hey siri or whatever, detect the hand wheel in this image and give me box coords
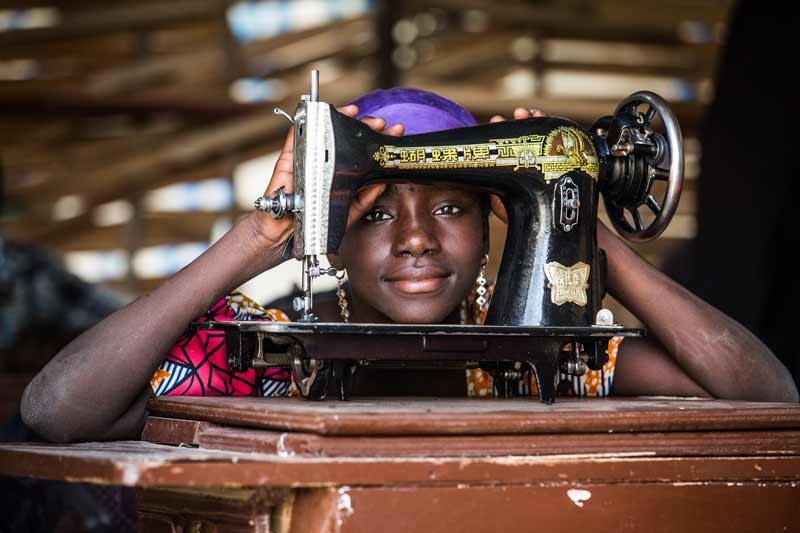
[599,91,684,242]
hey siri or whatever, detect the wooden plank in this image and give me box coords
[0,92,257,119]
[141,416,212,447]
[435,59,715,86]
[1,158,252,243]
[411,31,716,83]
[406,0,731,44]
[11,71,368,211]
[26,211,238,252]
[0,18,226,60]
[1,440,798,488]
[400,78,706,132]
[146,397,800,436]
[239,15,371,58]
[183,423,800,458]
[241,18,374,78]
[0,0,231,48]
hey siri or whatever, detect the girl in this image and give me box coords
[20,89,798,443]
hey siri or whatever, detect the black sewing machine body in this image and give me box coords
[326,113,607,328]
[201,74,683,403]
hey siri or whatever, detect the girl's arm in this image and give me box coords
[600,223,799,402]
[20,107,402,442]
[20,197,293,443]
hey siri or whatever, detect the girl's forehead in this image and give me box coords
[381,183,477,197]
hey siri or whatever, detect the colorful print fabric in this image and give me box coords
[150,290,621,398]
[464,336,621,398]
[149,292,294,397]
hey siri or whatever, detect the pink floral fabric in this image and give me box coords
[149,292,293,397]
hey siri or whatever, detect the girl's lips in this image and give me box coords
[383,266,453,294]
[386,276,451,294]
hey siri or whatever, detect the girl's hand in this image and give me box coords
[252,105,404,250]
[487,107,547,224]
[344,112,404,229]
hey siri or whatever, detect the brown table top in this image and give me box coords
[146,395,800,436]
[2,397,800,489]
[1,440,799,489]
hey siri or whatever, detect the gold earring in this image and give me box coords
[336,270,350,323]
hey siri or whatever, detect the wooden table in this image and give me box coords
[1,396,799,532]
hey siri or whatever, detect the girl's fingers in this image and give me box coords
[337,104,358,117]
[346,184,387,229]
[266,143,295,195]
[343,118,401,229]
[491,109,547,123]
[383,123,405,136]
[513,107,531,119]
[360,115,387,131]
[490,194,508,224]
[266,105,362,197]
[268,104,400,228]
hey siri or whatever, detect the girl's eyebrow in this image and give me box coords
[384,183,472,194]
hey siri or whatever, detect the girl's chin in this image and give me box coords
[382,300,460,324]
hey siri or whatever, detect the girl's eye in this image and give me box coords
[433,204,463,216]
[362,209,393,222]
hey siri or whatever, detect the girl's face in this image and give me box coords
[336,183,486,324]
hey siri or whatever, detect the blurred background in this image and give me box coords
[2,4,798,529]
[0,0,751,403]
[0,2,727,285]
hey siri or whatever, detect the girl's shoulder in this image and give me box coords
[213,291,291,322]
[149,291,292,397]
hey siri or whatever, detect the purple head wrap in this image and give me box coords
[349,87,476,135]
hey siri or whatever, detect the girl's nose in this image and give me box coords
[392,218,441,258]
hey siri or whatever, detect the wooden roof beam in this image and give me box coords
[3,71,372,241]
[405,0,730,45]
[0,0,234,48]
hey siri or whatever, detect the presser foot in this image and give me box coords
[332,360,356,401]
[486,350,560,403]
[530,355,560,404]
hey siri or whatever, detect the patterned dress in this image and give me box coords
[150,290,621,398]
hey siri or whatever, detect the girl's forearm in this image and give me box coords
[21,212,292,441]
[599,225,798,402]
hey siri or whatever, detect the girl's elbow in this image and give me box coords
[20,379,79,443]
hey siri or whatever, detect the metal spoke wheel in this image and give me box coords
[600,91,684,242]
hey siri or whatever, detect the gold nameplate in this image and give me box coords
[372,126,599,184]
[544,261,590,306]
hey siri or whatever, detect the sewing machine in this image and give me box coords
[195,70,683,402]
